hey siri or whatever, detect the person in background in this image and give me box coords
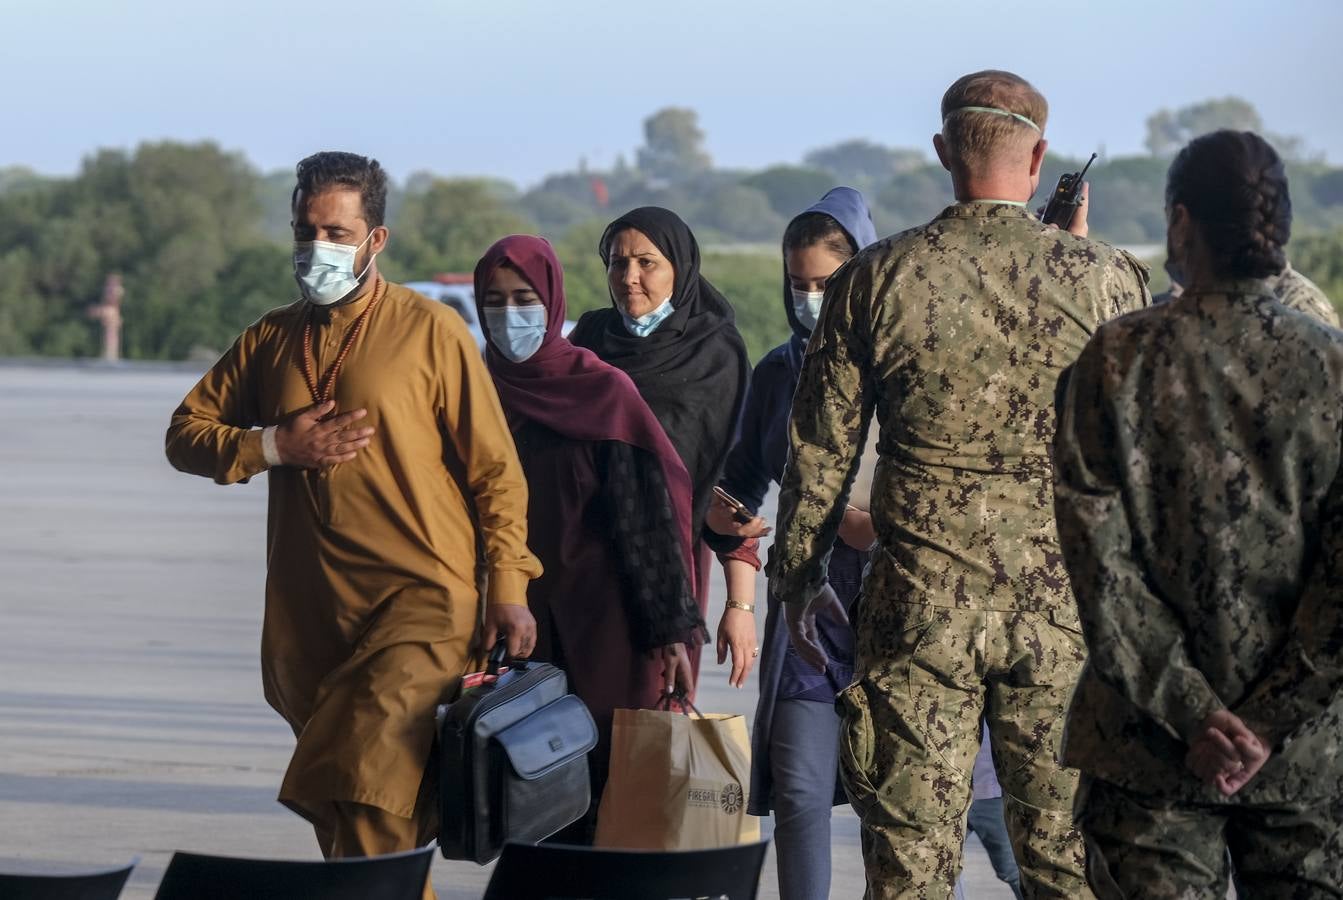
[164,152,540,900]
[569,207,751,689]
[704,187,877,900]
[472,234,704,842]
[770,70,1150,899]
[1055,130,1343,898]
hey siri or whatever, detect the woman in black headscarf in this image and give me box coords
[569,207,751,690]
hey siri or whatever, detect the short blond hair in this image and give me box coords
[940,70,1048,170]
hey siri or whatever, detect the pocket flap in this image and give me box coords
[493,694,598,781]
[1048,605,1084,635]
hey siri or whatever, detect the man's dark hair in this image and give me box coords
[1166,130,1291,280]
[782,212,857,261]
[292,151,389,228]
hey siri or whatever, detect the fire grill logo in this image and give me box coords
[720,783,744,815]
[686,787,718,808]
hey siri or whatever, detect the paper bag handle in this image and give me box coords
[658,689,704,719]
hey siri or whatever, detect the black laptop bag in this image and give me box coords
[436,641,597,864]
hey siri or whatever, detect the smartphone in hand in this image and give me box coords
[712,486,756,525]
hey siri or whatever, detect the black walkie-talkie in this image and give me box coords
[1040,152,1098,228]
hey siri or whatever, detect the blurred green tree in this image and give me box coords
[742,166,839,220]
[804,140,924,186]
[637,108,712,184]
[379,178,536,282]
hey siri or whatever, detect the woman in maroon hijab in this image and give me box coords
[472,235,705,841]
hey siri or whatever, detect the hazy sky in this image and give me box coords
[4,0,1340,186]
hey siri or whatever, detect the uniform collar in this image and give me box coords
[938,201,1034,221]
[1182,277,1275,302]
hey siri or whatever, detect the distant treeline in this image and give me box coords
[2,97,1341,362]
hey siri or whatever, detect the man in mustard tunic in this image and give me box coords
[165,151,540,889]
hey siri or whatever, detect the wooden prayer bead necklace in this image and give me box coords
[299,282,383,406]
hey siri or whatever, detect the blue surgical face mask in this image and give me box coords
[621,295,675,337]
[791,287,825,332]
[293,232,376,306]
[484,305,548,362]
[1164,256,1186,290]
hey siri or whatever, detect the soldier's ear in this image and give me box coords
[1029,139,1048,177]
[933,133,951,173]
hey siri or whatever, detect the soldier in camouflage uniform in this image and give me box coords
[1054,130,1343,898]
[767,70,1148,899]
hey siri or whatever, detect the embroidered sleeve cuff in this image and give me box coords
[261,425,282,468]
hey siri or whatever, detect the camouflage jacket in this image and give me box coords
[1272,263,1340,327]
[767,202,1149,649]
[1055,279,1343,803]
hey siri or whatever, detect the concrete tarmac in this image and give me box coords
[0,364,1012,899]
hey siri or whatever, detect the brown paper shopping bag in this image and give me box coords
[594,699,760,850]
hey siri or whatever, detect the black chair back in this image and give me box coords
[153,846,434,900]
[0,861,135,900]
[482,841,769,900]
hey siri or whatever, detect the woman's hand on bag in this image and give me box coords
[705,495,772,538]
[655,642,695,696]
[716,607,758,689]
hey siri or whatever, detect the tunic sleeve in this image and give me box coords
[164,329,268,485]
[1235,461,1343,749]
[600,441,706,650]
[767,261,875,604]
[436,321,542,606]
[1053,332,1224,745]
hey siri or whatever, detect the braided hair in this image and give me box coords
[1166,130,1291,280]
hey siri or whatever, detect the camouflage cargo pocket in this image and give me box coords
[836,680,878,817]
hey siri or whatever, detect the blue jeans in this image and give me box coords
[966,797,1023,899]
[770,698,841,900]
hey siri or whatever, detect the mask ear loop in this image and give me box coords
[353,230,379,284]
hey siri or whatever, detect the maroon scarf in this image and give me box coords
[474,235,695,571]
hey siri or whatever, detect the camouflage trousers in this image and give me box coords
[1076,775,1343,899]
[838,604,1092,900]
